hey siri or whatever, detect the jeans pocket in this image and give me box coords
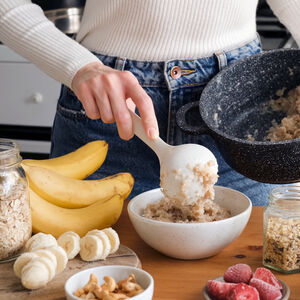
[57,85,87,120]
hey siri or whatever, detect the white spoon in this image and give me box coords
[129,110,218,204]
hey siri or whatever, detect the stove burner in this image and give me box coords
[257,0,298,50]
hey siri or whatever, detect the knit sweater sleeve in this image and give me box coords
[267,0,300,46]
[0,0,101,88]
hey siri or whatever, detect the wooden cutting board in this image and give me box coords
[0,245,141,300]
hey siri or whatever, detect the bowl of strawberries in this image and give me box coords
[203,263,290,300]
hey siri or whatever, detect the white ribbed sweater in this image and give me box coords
[0,0,300,88]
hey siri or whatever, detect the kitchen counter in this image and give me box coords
[114,201,300,300]
[3,202,299,299]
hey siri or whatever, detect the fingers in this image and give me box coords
[76,86,101,120]
[108,87,133,140]
[94,92,114,123]
[73,65,159,141]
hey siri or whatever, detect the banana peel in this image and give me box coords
[26,165,134,208]
[30,189,124,238]
[22,140,108,179]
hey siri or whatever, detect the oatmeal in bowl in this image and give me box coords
[128,186,252,260]
[143,196,230,223]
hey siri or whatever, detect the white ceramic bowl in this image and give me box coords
[128,186,252,260]
[65,265,154,300]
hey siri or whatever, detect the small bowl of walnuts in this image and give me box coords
[65,265,154,300]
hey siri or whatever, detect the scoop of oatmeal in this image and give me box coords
[267,85,300,141]
[145,157,228,223]
[161,160,218,207]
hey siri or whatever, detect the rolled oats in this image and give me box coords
[0,139,31,261]
[263,186,300,273]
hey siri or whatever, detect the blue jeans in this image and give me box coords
[50,37,276,205]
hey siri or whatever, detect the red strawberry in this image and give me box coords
[250,278,282,300]
[228,283,260,300]
[224,264,253,283]
[253,267,282,289]
[206,280,237,300]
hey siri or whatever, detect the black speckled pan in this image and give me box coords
[176,49,300,184]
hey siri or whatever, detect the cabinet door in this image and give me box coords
[0,62,61,127]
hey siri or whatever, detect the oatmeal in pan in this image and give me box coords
[267,85,300,142]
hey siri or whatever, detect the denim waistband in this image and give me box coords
[93,37,261,90]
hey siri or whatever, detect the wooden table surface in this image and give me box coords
[114,200,300,300]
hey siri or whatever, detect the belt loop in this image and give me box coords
[215,51,228,71]
[115,57,127,71]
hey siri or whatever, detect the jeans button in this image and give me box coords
[171,66,182,79]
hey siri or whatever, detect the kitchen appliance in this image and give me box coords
[257,0,298,50]
[176,49,300,184]
[32,0,86,34]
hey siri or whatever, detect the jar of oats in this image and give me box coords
[263,186,300,273]
[0,139,31,262]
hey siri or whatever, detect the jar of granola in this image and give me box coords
[263,186,300,273]
[0,139,31,262]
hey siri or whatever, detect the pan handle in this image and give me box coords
[176,101,209,135]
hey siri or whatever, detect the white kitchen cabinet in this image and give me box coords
[0,44,61,154]
[0,45,61,127]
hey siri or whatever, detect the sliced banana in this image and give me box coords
[33,256,56,281]
[102,227,120,254]
[57,231,80,259]
[86,229,111,259]
[33,249,57,273]
[13,252,39,278]
[47,246,68,274]
[25,233,57,252]
[80,235,104,261]
[21,260,50,290]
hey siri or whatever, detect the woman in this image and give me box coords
[1,0,299,204]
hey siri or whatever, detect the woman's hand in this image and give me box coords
[71,61,159,140]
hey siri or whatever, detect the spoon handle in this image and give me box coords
[129,110,172,159]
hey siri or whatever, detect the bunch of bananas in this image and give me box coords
[22,141,134,238]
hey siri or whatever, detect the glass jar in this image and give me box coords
[0,139,31,262]
[263,185,300,273]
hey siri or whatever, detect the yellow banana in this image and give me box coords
[26,166,134,208]
[30,189,124,238]
[22,140,108,179]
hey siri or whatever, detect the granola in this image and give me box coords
[0,170,31,260]
[263,216,300,272]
